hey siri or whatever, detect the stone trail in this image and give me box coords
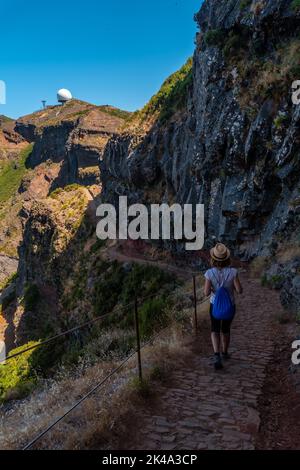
[120,275,281,450]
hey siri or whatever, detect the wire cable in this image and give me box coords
[22,296,210,450]
[22,349,137,450]
[2,303,130,363]
[3,271,207,363]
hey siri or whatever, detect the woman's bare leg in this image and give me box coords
[221,333,230,354]
[211,333,221,353]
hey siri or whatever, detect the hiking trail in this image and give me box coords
[113,273,293,451]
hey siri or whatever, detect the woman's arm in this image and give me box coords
[234,274,243,294]
[204,278,212,297]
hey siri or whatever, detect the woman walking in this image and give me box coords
[204,243,243,370]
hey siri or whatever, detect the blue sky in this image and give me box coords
[1,0,202,119]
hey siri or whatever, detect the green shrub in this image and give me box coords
[129,377,152,398]
[138,297,169,338]
[261,274,283,289]
[93,261,125,316]
[240,0,251,9]
[292,0,300,11]
[223,32,242,58]
[90,238,106,253]
[134,58,193,124]
[48,262,175,377]
[274,114,288,129]
[0,143,33,204]
[49,187,63,199]
[0,341,40,402]
[92,261,173,318]
[49,183,83,199]
[204,29,225,47]
[0,272,18,291]
[121,264,173,304]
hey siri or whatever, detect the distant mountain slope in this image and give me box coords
[0,99,130,277]
[15,99,130,188]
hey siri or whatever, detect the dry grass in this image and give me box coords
[237,39,300,114]
[0,321,194,450]
[276,245,300,264]
[0,278,208,450]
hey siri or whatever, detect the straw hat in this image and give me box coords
[210,243,231,261]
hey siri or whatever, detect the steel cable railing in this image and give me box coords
[2,269,206,364]
[2,302,128,363]
[0,269,209,449]
[22,295,210,450]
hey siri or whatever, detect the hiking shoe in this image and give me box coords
[213,355,223,371]
[222,352,231,360]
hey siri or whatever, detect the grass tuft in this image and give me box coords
[131,58,193,124]
[0,144,33,205]
[292,0,300,11]
[0,341,40,402]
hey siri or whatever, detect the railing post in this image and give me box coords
[193,275,198,333]
[134,296,143,382]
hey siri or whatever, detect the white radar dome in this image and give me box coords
[57,89,73,103]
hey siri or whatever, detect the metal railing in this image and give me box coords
[1,268,209,450]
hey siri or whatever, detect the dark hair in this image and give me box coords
[211,257,231,268]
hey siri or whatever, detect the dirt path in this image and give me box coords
[255,321,300,450]
[115,274,291,450]
[104,245,197,280]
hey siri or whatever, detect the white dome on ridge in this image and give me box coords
[57,88,72,103]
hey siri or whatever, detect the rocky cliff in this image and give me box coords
[102,0,300,263]
[0,101,129,344]
[16,100,130,188]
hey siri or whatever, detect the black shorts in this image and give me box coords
[210,303,235,334]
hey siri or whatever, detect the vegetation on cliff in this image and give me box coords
[0,144,33,205]
[129,57,193,125]
[292,0,300,11]
[0,341,40,402]
[97,105,131,121]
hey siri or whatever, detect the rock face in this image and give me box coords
[14,187,94,342]
[101,0,300,263]
[0,117,27,161]
[16,101,128,188]
[0,255,18,287]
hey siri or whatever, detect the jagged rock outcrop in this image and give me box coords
[101,0,300,263]
[98,0,300,314]
[16,101,128,188]
[0,255,18,287]
[14,187,95,342]
[0,117,27,161]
